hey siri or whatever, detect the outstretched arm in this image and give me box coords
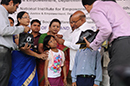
[14,34,48,60]
[38,43,44,53]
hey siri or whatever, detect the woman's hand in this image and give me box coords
[37,53,48,60]
[19,43,31,50]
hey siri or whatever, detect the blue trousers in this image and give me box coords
[76,77,94,86]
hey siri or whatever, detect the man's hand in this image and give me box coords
[56,34,63,38]
[72,82,77,86]
[57,38,65,44]
[54,35,65,45]
[83,37,90,48]
[24,26,30,33]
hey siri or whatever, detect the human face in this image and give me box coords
[71,16,82,29]
[49,22,60,34]
[47,37,57,49]
[84,5,93,13]
[69,17,76,31]
[31,22,40,33]
[18,13,30,26]
[9,19,14,26]
[8,1,19,14]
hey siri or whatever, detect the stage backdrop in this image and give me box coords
[2,0,130,34]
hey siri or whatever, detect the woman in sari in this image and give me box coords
[8,11,47,86]
[37,19,69,86]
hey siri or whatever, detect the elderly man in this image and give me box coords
[55,10,93,85]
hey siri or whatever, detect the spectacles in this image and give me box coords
[70,18,81,24]
[22,16,31,19]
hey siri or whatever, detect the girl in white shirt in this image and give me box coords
[44,35,67,86]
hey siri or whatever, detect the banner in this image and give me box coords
[3,0,130,34]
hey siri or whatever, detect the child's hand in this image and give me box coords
[93,84,98,86]
[72,82,77,86]
[45,80,50,86]
[63,78,67,86]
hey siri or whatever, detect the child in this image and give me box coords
[44,35,67,86]
[71,48,102,86]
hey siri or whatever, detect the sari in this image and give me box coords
[8,50,39,86]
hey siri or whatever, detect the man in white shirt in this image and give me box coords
[0,0,30,86]
[62,14,76,41]
[55,10,93,85]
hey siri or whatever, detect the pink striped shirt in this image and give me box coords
[90,1,130,50]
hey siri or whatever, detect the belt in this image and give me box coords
[112,36,130,44]
[0,45,12,52]
[77,75,96,79]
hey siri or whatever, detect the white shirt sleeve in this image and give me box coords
[64,40,80,50]
[63,30,80,50]
[0,9,24,36]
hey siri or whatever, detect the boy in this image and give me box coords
[71,48,102,86]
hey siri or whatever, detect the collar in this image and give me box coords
[33,33,41,38]
[90,0,100,13]
[78,22,93,31]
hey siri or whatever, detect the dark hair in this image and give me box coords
[102,0,116,2]
[1,0,21,5]
[49,19,61,27]
[8,17,14,23]
[43,35,55,51]
[31,19,41,25]
[82,0,96,6]
[16,11,28,26]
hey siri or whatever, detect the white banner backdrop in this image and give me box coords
[3,0,130,34]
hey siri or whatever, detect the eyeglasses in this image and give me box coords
[22,16,31,19]
[70,18,81,24]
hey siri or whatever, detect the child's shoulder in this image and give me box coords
[58,49,64,54]
[58,49,63,52]
[49,49,63,54]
